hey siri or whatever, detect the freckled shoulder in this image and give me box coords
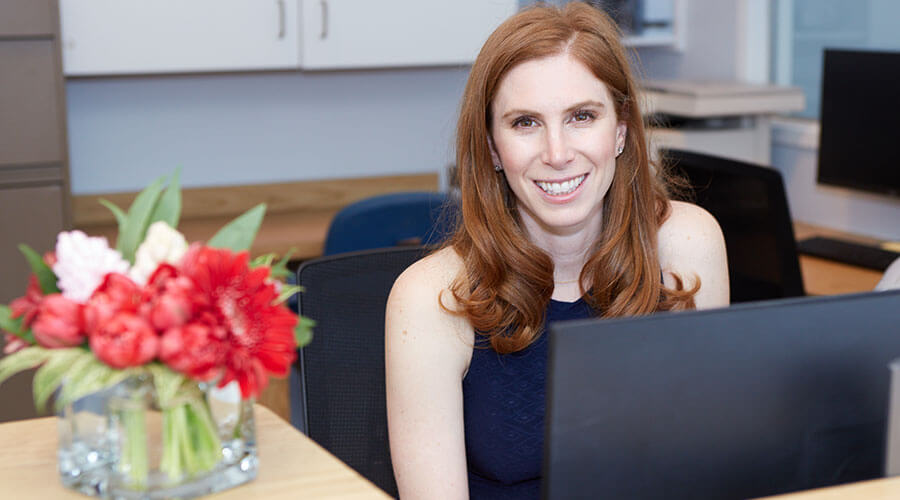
[657,200,730,308]
[658,200,719,244]
[387,246,472,351]
[391,246,465,311]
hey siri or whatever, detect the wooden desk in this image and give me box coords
[0,405,390,499]
[794,221,884,296]
[762,476,900,499]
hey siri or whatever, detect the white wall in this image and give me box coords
[65,0,744,195]
[771,124,900,241]
[66,67,469,194]
[637,0,739,81]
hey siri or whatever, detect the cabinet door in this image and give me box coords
[0,40,64,165]
[0,184,65,302]
[59,0,299,76]
[0,184,64,422]
[0,0,54,37]
[299,0,517,70]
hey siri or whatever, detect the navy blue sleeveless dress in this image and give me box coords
[462,297,595,499]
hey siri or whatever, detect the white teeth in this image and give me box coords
[536,174,586,195]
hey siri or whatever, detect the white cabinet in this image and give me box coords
[59,0,518,75]
[298,0,518,70]
[60,0,299,76]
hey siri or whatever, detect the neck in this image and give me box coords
[518,207,601,300]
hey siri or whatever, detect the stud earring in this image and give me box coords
[615,145,624,157]
[494,164,503,172]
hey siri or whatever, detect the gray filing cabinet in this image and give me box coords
[0,0,72,421]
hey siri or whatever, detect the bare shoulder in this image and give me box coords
[658,200,730,308]
[390,246,465,312]
[386,246,472,368]
[658,200,720,243]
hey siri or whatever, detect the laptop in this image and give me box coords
[543,290,900,499]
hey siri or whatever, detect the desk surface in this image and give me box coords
[0,405,390,500]
[762,476,900,499]
[794,221,884,296]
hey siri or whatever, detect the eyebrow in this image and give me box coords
[500,100,607,122]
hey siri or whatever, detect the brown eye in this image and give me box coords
[513,117,536,128]
[572,110,595,122]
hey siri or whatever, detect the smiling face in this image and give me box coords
[490,52,626,240]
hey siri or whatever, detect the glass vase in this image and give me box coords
[57,375,257,499]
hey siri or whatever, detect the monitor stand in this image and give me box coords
[798,236,900,271]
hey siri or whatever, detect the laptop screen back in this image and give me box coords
[544,290,900,499]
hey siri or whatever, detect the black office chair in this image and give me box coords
[322,192,458,256]
[290,246,428,498]
[663,149,806,303]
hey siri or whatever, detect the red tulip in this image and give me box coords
[31,294,85,348]
[89,312,158,369]
[84,273,141,336]
[9,275,44,329]
[142,271,198,332]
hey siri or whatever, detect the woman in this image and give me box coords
[386,3,729,499]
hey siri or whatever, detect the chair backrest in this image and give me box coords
[290,246,427,498]
[323,191,458,256]
[663,149,806,303]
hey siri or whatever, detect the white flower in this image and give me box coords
[129,221,188,285]
[53,230,130,303]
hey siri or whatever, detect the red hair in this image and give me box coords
[445,3,696,353]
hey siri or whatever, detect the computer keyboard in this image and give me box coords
[797,236,900,271]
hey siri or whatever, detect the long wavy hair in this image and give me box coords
[445,3,697,354]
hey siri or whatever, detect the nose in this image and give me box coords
[541,126,574,169]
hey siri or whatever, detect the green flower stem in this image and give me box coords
[158,398,222,482]
[121,404,148,488]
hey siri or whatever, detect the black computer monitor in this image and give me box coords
[817,49,900,199]
[543,290,900,499]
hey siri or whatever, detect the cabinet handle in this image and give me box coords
[320,0,328,39]
[277,0,285,39]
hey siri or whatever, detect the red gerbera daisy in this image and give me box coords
[177,244,298,399]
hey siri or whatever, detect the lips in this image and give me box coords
[535,174,587,196]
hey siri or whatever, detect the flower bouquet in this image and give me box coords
[0,171,313,499]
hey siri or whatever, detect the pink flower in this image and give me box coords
[9,275,43,329]
[89,312,158,369]
[84,273,141,336]
[31,294,85,348]
[3,334,28,354]
[53,230,129,303]
[160,322,228,381]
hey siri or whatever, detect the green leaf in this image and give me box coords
[294,316,315,348]
[0,305,21,335]
[148,363,187,407]
[0,306,35,345]
[250,253,277,269]
[54,353,98,408]
[150,168,182,229]
[275,285,303,305]
[0,346,52,388]
[32,348,87,413]
[207,203,266,252]
[270,248,296,280]
[118,175,166,263]
[99,199,128,231]
[18,244,59,294]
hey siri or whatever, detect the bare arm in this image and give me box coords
[385,249,472,499]
[658,200,730,309]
